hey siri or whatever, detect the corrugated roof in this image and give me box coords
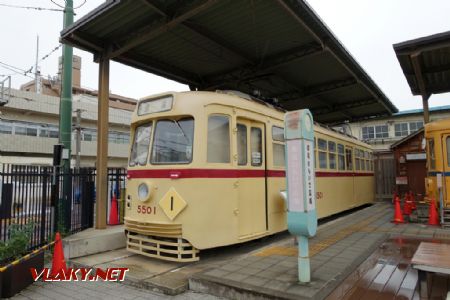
[394,30,450,96]
[393,105,450,116]
[60,0,397,124]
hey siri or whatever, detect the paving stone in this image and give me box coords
[220,263,243,272]
[241,275,271,287]
[203,268,230,278]
[223,272,249,282]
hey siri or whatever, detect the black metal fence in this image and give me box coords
[0,164,126,251]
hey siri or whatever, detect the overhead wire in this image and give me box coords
[0,3,63,12]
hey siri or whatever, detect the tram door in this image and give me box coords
[442,134,450,206]
[236,119,266,238]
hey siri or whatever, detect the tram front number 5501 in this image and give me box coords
[137,205,157,214]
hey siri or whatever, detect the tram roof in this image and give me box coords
[394,30,450,97]
[60,0,397,124]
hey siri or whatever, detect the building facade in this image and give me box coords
[0,88,133,167]
[343,106,450,152]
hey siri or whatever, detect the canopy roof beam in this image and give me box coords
[312,97,377,116]
[410,52,431,123]
[107,0,217,59]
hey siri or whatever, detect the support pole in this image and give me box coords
[410,52,431,124]
[298,235,310,282]
[59,0,73,232]
[96,56,109,229]
[422,96,430,124]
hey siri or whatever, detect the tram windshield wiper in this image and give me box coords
[173,120,189,143]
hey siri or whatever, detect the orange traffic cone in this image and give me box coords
[51,232,67,278]
[392,196,404,224]
[109,193,119,225]
[428,198,440,226]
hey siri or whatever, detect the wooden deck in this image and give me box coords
[326,238,450,300]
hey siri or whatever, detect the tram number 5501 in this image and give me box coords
[137,205,156,214]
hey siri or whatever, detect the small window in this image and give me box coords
[328,141,336,169]
[272,126,284,142]
[447,137,450,167]
[428,139,436,169]
[318,139,327,150]
[362,127,374,139]
[251,127,262,166]
[237,124,247,166]
[365,160,370,171]
[338,144,345,170]
[14,126,27,136]
[0,122,12,134]
[207,115,230,163]
[129,123,152,166]
[375,125,388,138]
[395,123,409,137]
[409,121,423,133]
[345,148,353,171]
[273,144,285,167]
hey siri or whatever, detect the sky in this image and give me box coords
[0,0,449,111]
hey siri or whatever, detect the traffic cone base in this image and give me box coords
[428,199,440,226]
[109,194,119,225]
[51,232,67,278]
[392,196,405,224]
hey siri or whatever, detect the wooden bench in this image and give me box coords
[411,242,450,298]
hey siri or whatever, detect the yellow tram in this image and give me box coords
[124,90,375,262]
[425,118,450,207]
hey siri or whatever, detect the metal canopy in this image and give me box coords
[394,30,450,97]
[61,0,397,124]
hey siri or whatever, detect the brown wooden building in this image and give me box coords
[391,128,426,200]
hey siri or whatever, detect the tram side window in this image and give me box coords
[272,126,285,167]
[129,123,152,166]
[237,124,247,166]
[318,138,327,169]
[208,115,230,163]
[355,149,360,171]
[447,137,450,167]
[365,151,370,171]
[428,139,436,169]
[338,144,345,170]
[251,127,262,166]
[151,118,194,164]
[345,148,353,171]
[328,141,336,169]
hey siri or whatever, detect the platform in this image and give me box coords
[63,225,126,259]
[67,203,450,299]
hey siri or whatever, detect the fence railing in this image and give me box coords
[0,164,126,252]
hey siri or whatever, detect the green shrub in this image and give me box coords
[0,223,34,265]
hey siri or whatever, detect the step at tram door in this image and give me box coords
[235,119,267,238]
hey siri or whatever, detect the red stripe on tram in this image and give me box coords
[127,169,373,179]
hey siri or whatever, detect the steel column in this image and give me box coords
[96,56,110,229]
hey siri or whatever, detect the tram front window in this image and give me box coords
[129,123,152,166]
[151,118,194,164]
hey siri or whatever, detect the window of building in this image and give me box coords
[345,148,353,171]
[14,125,27,136]
[395,123,409,137]
[272,126,285,167]
[375,125,388,138]
[129,123,152,166]
[328,141,336,169]
[207,115,230,163]
[237,124,247,166]
[338,144,345,170]
[0,120,12,134]
[151,118,194,164]
[409,121,424,133]
[362,126,374,139]
[318,138,327,169]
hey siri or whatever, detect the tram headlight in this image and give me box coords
[138,183,150,202]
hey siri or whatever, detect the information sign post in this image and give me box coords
[284,109,317,283]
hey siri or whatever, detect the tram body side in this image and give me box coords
[124,91,374,262]
[424,119,450,206]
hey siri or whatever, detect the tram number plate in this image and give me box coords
[137,205,156,215]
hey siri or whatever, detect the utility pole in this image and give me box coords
[75,109,82,170]
[58,0,74,232]
[35,35,41,94]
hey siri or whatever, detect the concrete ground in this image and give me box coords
[11,202,450,299]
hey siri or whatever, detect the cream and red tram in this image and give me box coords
[124,91,375,262]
